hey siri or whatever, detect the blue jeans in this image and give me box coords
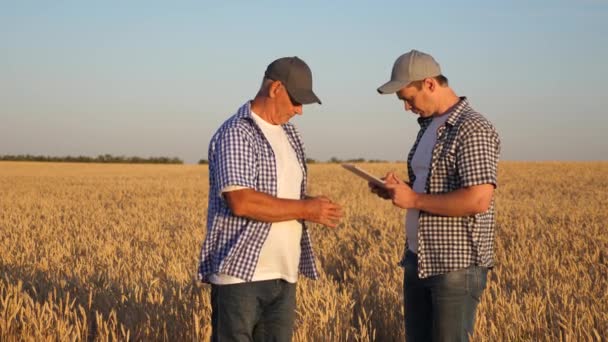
[404,250,488,342]
[211,279,296,342]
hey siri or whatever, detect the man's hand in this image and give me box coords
[304,196,343,228]
[368,172,400,200]
[383,172,419,209]
[369,182,391,199]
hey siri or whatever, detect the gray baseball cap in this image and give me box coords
[264,56,322,105]
[377,49,441,94]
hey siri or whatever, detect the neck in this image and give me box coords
[435,89,460,116]
[250,96,275,124]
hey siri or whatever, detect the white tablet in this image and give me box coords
[341,164,386,188]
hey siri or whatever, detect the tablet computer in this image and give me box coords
[341,164,386,188]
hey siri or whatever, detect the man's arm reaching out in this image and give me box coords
[224,189,343,227]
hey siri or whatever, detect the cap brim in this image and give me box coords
[377,80,408,94]
[289,88,322,105]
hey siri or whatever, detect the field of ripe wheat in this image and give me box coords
[0,161,606,341]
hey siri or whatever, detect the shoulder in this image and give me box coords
[455,106,499,140]
[212,114,259,145]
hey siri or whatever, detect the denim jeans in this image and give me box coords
[211,279,296,342]
[404,250,488,342]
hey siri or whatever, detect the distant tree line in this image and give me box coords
[0,154,183,164]
[197,157,391,164]
[2,154,394,165]
[326,157,389,163]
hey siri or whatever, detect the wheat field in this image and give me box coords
[0,161,606,341]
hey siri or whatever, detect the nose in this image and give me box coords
[404,101,411,111]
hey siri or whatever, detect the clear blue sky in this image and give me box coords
[1,1,607,163]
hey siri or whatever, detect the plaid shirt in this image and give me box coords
[401,97,501,278]
[198,102,318,283]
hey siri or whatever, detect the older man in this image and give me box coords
[373,49,501,341]
[198,56,342,341]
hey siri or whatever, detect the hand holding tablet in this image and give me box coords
[341,164,386,188]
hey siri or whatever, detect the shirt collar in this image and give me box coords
[417,96,469,128]
[445,97,469,126]
[234,101,296,133]
[235,101,255,121]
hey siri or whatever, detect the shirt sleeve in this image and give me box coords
[457,126,501,188]
[214,127,257,197]
[222,185,249,193]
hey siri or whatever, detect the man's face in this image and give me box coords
[271,83,303,125]
[395,81,435,118]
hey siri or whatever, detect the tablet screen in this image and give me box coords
[341,164,386,188]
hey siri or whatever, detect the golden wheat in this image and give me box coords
[0,161,606,341]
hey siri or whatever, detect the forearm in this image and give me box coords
[225,189,308,222]
[414,185,493,217]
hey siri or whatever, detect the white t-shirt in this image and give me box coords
[209,111,304,284]
[405,113,450,253]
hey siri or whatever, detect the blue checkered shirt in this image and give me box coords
[401,98,501,278]
[198,102,319,283]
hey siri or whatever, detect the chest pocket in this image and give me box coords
[251,136,277,195]
[430,126,460,191]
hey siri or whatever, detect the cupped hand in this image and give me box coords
[305,196,343,228]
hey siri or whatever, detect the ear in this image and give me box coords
[268,80,282,99]
[424,78,436,92]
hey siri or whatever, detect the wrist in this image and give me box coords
[412,193,423,210]
[301,199,312,221]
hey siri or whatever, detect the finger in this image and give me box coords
[326,208,343,217]
[383,172,392,182]
[374,186,389,194]
[323,220,338,228]
[329,211,343,219]
[385,174,399,185]
[327,203,342,210]
[327,215,342,223]
[371,189,386,198]
[395,175,407,185]
[330,209,343,218]
[370,183,385,192]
